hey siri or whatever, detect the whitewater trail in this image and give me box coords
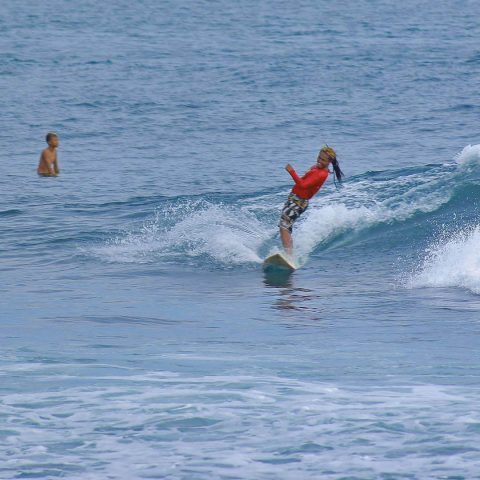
[91,145,480,270]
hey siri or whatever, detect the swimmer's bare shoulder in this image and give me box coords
[37,148,56,176]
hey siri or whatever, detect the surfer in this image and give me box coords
[37,132,60,177]
[279,146,344,255]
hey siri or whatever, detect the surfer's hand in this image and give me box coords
[285,164,293,173]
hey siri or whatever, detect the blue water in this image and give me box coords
[2,1,480,478]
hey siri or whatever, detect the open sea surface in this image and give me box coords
[2,1,480,478]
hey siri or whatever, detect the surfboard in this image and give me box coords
[263,252,297,270]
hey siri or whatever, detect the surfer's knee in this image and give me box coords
[279,217,293,234]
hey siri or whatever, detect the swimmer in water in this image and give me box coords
[37,132,60,177]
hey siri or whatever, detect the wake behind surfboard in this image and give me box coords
[263,252,297,271]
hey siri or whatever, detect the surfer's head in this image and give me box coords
[318,145,344,183]
[45,132,59,147]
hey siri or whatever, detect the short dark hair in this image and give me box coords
[46,132,58,143]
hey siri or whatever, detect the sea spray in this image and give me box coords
[410,225,480,294]
[455,144,480,166]
[91,199,273,266]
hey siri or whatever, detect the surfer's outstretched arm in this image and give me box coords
[286,164,325,190]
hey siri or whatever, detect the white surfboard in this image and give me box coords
[263,252,297,270]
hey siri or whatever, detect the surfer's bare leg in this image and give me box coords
[280,228,293,256]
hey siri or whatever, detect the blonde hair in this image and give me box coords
[320,145,344,183]
[320,145,336,160]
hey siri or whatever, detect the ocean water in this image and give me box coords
[2,1,480,478]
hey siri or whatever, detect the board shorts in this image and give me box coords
[279,193,309,233]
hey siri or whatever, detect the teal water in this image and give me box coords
[2,1,480,478]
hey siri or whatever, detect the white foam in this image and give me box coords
[167,203,269,265]
[410,226,480,294]
[454,143,480,166]
[91,201,273,266]
[2,374,479,479]
[294,203,378,261]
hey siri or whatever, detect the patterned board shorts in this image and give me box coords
[279,194,309,233]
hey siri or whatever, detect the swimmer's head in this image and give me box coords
[45,132,59,146]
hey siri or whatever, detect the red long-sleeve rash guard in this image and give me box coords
[288,165,329,199]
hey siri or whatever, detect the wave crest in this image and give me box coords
[89,144,480,268]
